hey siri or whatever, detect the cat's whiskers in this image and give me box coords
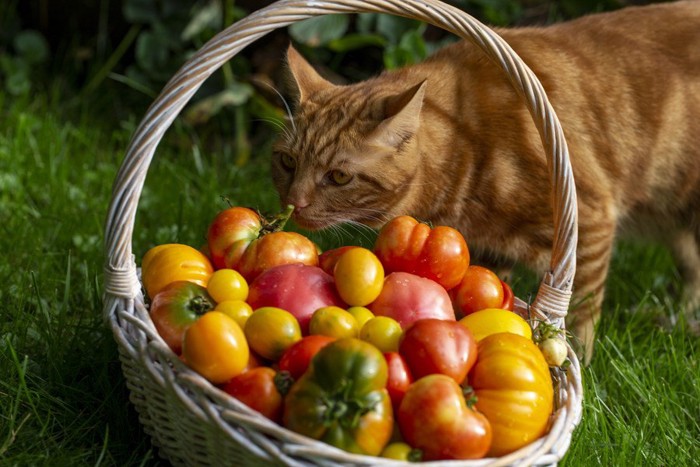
[253,78,296,132]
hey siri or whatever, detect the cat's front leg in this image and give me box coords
[566,217,617,365]
[668,228,700,333]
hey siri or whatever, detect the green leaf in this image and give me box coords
[123,0,159,24]
[134,30,170,72]
[181,0,223,41]
[182,84,253,125]
[289,15,350,47]
[327,33,387,52]
[376,14,422,44]
[13,30,49,64]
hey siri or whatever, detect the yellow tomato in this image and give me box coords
[333,248,384,306]
[182,311,249,384]
[207,268,248,303]
[215,300,253,329]
[459,308,532,342]
[244,307,302,361]
[141,243,213,299]
[471,332,554,456]
[347,306,375,329]
[359,316,403,352]
[309,306,359,339]
[380,442,422,462]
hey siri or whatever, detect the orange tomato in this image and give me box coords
[141,243,213,299]
[182,311,249,384]
[451,265,504,317]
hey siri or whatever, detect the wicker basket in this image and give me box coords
[103,0,583,465]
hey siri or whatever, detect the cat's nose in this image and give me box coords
[288,197,310,210]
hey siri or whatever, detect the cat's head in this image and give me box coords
[271,45,427,230]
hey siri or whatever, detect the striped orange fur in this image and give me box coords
[271,1,700,363]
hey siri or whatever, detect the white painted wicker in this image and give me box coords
[103,0,583,465]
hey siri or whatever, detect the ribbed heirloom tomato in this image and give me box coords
[469,332,554,456]
[283,338,393,456]
[141,243,214,299]
[373,215,469,290]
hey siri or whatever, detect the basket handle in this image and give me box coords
[103,0,578,324]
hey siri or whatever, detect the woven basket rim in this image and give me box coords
[102,0,583,465]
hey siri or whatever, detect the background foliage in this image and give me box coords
[2,1,694,466]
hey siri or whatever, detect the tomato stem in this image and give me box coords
[462,385,479,408]
[259,204,295,235]
[273,370,294,396]
[189,295,214,316]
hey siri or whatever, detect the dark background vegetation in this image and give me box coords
[3,0,662,158]
[2,1,692,466]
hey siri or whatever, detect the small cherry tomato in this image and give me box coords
[207,268,248,303]
[309,306,359,339]
[384,352,414,412]
[214,300,253,329]
[244,307,302,361]
[319,246,358,275]
[347,306,375,329]
[278,334,336,380]
[452,265,504,316]
[380,442,422,462]
[182,311,249,384]
[333,247,384,306]
[360,316,403,353]
[223,367,286,423]
[459,308,532,342]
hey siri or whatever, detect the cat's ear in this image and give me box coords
[370,80,427,150]
[286,44,333,103]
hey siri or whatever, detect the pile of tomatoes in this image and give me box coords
[140,205,568,461]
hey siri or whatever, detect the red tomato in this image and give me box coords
[222,367,285,423]
[149,281,215,354]
[278,335,336,380]
[369,272,454,329]
[500,280,515,311]
[207,207,261,270]
[247,264,346,334]
[398,374,492,460]
[452,265,504,317]
[373,216,469,290]
[233,231,319,282]
[399,319,477,383]
[319,246,358,275]
[384,352,413,412]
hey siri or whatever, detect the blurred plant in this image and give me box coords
[0,1,50,96]
[116,0,284,166]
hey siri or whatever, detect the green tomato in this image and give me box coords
[283,338,393,456]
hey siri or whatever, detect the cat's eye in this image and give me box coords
[280,153,296,170]
[329,170,353,186]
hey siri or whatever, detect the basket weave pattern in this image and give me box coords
[103,0,583,465]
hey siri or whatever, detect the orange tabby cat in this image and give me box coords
[271,0,700,363]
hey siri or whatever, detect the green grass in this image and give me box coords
[1,91,698,467]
